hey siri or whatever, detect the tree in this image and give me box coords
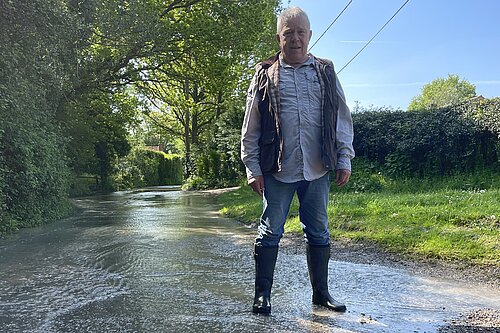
[0,0,84,231]
[60,0,205,185]
[61,89,139,189]
[136,0,280,177]
[1,0,283,233]
[66,0,281,179]
[408,74,476,111]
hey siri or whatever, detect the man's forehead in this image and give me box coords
[281,17,310,30]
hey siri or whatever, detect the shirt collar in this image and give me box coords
[279,53,315,68]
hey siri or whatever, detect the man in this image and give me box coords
[241,7,355,315]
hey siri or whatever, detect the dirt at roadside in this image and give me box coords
[437,308,500,333]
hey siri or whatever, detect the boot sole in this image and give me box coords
[313,302,347,312]
[252,306,271,315]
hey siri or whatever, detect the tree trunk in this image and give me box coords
[184,107,192,178]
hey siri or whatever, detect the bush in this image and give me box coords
[353,106,499,177]
[68,174,101,197]
[112,148,182,190]
[335,158,391,193]
[186,148,242,190]
[454,97,500,138]
[0,0,79,234]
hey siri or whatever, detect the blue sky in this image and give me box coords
[286,0,500,110]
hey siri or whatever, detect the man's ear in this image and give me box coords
[276,33,281,44]
[308,30,312,42]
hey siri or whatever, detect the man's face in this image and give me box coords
[276,15,312,66]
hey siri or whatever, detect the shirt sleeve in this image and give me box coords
[241,72,263,179]
[334,74,355,171]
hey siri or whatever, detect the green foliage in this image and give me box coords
[336,158,391,193]
[68,174,100,197]
[62,89,138,190]
[0,0,81,234]
[1,0,282,234]
[184,147,242,190]
[136,0,280,178]
[352,106,499,177]
[113,148,182,190]
[182,102,247,190]
[158,152,183,186]
[452,97,500,138]
[336,157,500,194]
[408,74,476,111]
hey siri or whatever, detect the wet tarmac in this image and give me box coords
[0,188,499,332]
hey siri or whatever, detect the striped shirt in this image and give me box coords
[241,54,354,182]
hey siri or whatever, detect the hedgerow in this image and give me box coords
[352,100,499,177]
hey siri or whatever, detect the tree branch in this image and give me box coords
[160,0,203,18]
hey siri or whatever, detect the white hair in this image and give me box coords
[277,6,310,33]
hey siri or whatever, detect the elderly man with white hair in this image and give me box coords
[241,6,355,315]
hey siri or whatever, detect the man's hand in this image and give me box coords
[335,169,351,187]
[248,175,265,196]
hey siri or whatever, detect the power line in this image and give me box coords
[308,0,353,52]
[338,0,411,74]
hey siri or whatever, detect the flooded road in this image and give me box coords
[0,188,499,332]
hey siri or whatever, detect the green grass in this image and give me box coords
[217,174,500,266]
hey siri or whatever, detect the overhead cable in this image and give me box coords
[308,0,354,52]
[338,0,411,74]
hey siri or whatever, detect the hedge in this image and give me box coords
[113,148,183,190]
[353,100,499,177]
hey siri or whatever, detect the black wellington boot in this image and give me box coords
[306,244,347,312]
[252,245,279,314]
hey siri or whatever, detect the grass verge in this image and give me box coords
[217,174,499,266]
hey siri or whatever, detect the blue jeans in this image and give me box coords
[255,173,331,247]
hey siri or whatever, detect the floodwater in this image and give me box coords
[0,188,498,333]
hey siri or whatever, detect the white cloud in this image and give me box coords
[344,80,500,89]
[344,82,424,88]
[339,40,392,44]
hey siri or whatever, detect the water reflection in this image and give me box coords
[0,189,498,333]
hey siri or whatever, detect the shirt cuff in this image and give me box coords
[336,155,352,171]
[246,168,263,180]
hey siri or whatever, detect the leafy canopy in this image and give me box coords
[408,74,476,111]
